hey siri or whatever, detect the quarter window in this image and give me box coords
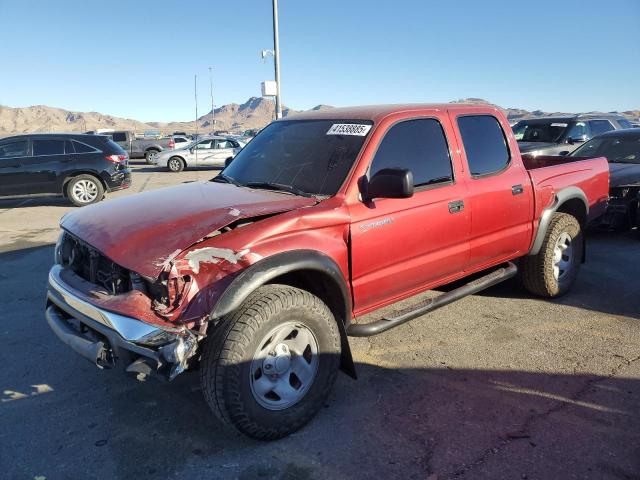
[457,115,510,176]
[0,140,28,158]
[588,120,615,136]
[33,139,65,156]
[72,141,95,153]
[370,119,453,188]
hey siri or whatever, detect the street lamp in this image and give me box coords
[261,0,283,119]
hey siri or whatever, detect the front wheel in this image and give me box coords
[167,156,185,172]
[522,212,583,297]
[200,285,341,440]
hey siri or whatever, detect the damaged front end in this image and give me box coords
[591,184,640,230]
[47,232,204,381]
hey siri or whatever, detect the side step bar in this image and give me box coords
[346,262,518,337]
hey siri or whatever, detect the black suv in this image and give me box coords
[0,133,131,206]
[512,114,633,156]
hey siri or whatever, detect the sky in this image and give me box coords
[0,0,638,122]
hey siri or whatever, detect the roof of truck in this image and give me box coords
[285,103,501,122]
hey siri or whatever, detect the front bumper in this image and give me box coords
[45,265,195,380]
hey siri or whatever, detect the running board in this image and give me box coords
[346,262,518,337]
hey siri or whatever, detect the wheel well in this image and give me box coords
[146,148,160,153]
[266,270,348,327]
[62,173,106,197]
[557,198,588,229]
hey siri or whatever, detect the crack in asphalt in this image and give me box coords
[450,353,640,479]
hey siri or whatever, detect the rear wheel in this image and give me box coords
[145,149,159,164]
[200,285,341,440]
[66,175,104,207]
[167,156,185,172]
[522,212,583,297]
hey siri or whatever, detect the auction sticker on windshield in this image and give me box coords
[326,124,372,136]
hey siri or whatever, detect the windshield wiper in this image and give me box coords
[245,181,313,197]
[212,173,243,187]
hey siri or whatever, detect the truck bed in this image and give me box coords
[523,154,610,223]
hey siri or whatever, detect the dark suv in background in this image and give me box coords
[0,133,131,206]
[512,113,633,156]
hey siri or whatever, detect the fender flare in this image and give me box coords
[210,249,357,378]
[529,186,589,256]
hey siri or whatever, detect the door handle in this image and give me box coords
[512,184,524,195]
[448,200,464,214]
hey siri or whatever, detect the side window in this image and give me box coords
[370,118,453,188]
[72,141,95,153]
[566,122,588,141]
[64,140,75,154]
[215,140,232,149]
[195,140,213,149]
[33,139,65,156]
[112,132,127,142]
[457,115,510,176]
[0,140,28,158]
[588,120,615,136]
[618,119,632,129]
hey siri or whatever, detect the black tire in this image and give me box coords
[145,149,160,164]
[200,285,341,440]
[522,212,583,298]
[66,174,104,207]
[167,156,185,172]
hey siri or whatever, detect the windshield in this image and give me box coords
[571,134,640,163]
[219,119,373,196]
[512,120,569,143]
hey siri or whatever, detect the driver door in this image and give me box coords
[348,116,471,314]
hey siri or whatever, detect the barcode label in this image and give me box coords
[326,124,372,136]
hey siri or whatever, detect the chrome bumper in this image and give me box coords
[46,265,194,379]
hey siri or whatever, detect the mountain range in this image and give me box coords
[0,97,638,136]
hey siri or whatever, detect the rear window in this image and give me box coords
[458,115,510,176]
[33,139,65,156]
[112,132,127,142]
[104,139,127,155]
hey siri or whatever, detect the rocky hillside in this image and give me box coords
[0,97,637,136]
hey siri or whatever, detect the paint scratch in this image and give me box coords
[184,247,249,273]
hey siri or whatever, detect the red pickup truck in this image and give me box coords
[46,104,609,440]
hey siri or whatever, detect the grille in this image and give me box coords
[60,233,131,295]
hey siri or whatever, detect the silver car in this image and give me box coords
[153,136,243,172]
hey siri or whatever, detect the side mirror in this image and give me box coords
[189,148,195,153]
[224,156,234,168]
[567,135,586,145]
[363,168,414,201]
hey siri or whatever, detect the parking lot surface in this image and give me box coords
[1,162,639,480]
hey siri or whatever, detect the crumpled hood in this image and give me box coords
[609,163,640,188]
[61,181,317,277]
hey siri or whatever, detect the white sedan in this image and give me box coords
[153,136,244,172]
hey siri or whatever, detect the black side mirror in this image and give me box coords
[363,168,414,201]
[224,156,234,168]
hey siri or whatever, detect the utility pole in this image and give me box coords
[208,67,215,134]
[272,0,283,119]
[194,75,199,138]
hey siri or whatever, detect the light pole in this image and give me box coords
[208,67,215,133]
[272,0,283,119]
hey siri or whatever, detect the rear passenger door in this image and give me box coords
[453,114,532,270]
[349,116,471,313]
[20,138,67,194]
